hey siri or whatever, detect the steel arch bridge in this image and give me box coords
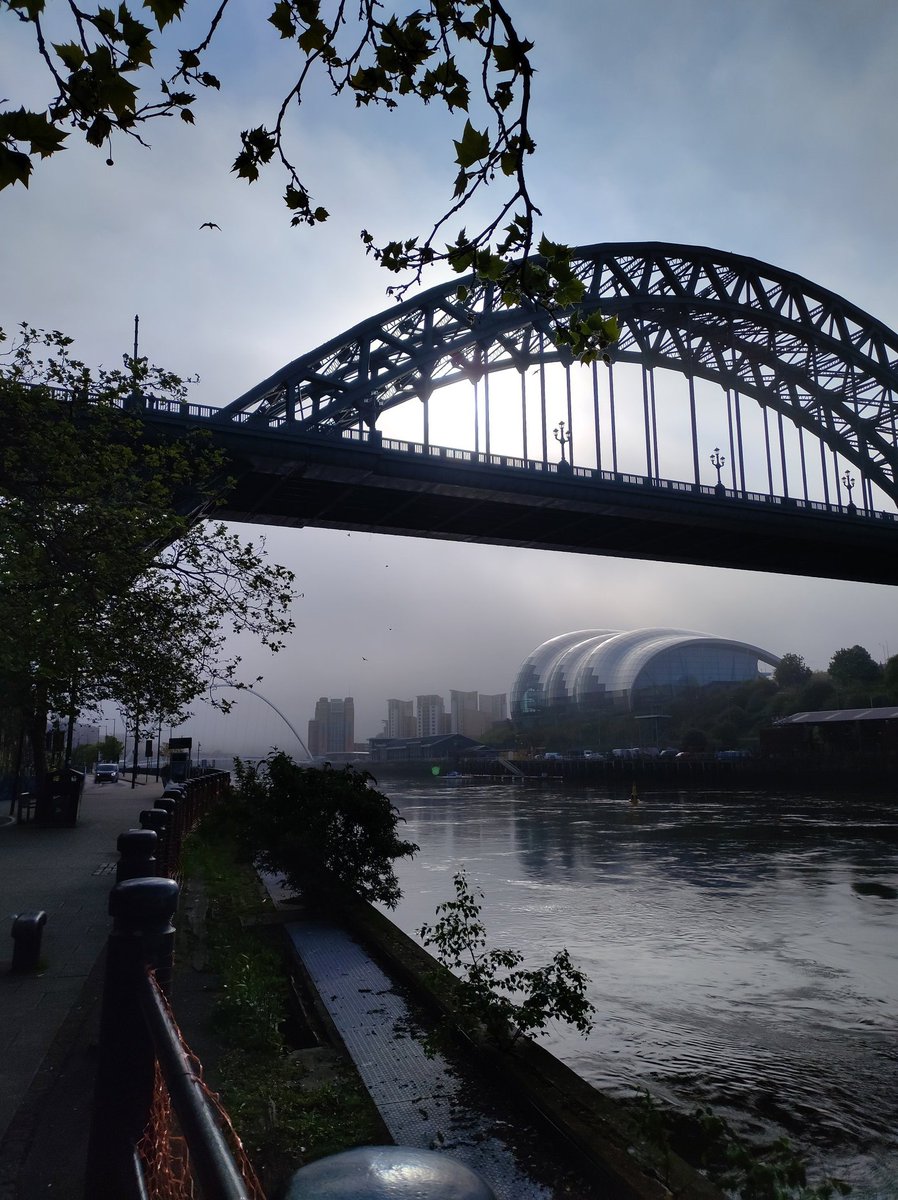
[144,242,898,585]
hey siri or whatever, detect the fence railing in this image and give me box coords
[83,771,264,1200]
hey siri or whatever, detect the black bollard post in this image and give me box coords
[10,910,47,973]
[163,782,188,830]
[139,809,169,871]
[83,877,179,1200]
[116,828,158,883]
[154,796,180,872]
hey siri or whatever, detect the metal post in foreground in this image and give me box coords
[139,809,169,876]
[83,877,179,1200]
[10,910,47,973]
[115,828,158,883]
[153,796,180,870]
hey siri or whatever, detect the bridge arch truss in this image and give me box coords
[220,242,898,514]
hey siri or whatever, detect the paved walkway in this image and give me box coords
[0,774,166,1197]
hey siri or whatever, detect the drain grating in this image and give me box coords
[92,861,118,876]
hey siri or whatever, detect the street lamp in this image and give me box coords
[841,469,856,511]
[710,446,726,492]
[554,420,572,470]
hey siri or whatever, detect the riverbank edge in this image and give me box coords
[280,886,724,1200]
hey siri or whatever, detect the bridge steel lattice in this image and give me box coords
[145,242,898,585]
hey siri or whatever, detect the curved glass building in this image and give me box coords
[511,628,780,717]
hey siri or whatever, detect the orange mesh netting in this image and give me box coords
[137,975,266,1200]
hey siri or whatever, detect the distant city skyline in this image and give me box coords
[306,689,509,749]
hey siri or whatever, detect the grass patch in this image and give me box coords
[178,811,386,1196]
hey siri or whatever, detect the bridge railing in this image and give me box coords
[42,383,897,522]
[346,429,896,522]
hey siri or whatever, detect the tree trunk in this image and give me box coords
[28,684,49,789]
[131,710,141,789]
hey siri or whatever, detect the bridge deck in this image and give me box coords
[192,419,898,586]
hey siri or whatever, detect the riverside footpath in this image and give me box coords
[0,773,167,1199]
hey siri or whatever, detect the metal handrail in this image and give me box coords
[137,971,253,1200]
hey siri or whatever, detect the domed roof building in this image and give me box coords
[510,629,780,717]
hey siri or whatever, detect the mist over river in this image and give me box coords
[376,778,898,1197]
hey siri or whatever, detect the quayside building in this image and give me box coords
[511,628,780,718]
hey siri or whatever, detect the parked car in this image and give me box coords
[94,762,119,783]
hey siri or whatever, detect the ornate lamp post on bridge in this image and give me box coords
[710,446,726,495]
[841,469,857,513]
[554,420,572,473]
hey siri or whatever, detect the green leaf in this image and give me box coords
[284,185,311,212]
[268,0,296,39]
[602,316,621,343]
[142,0,185,29]
[53,41,86,71]
[297,18,329,53]
[0,144,33,190]
[555,277,586,308]
[453,119,490,168]
[6,0,46,15]
[85,113,113,147]
[491,42,519,73]
[93,7,120,39]
[500,150,518,176]
[0,108,68,159]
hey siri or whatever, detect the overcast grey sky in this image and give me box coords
[3,1,898,752]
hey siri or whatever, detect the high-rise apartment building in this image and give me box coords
[386,698,416,740]
[478,693,508,723]
[449,690,507,737]
[416,694,450,737]
[307,696,355,755]
[450,690,479,735]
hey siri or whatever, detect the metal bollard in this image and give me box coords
[284,1146,498,1199]
[153,796,180,854]
[139,808,170,875]
[115,828,158,882]
[83,876,179,1200]
[11,910,48,973]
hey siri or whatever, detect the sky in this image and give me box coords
[3,0,898,753]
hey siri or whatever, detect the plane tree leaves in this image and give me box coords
[0,324,296,781]
[1,0,618,360]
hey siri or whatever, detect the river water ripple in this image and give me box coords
[378,780,898,1198]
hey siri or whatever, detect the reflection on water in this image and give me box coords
[379,779,898,1198]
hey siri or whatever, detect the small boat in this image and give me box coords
[444,771,470,784]
[442,771,483,786]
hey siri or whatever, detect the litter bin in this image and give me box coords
[35,768,85,827]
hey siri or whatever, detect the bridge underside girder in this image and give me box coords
[210,428,898,586]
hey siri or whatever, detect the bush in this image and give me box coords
[231,752,418,909]
[419,870,595,1046]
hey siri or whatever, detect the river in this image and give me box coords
[375,777,898,1198]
